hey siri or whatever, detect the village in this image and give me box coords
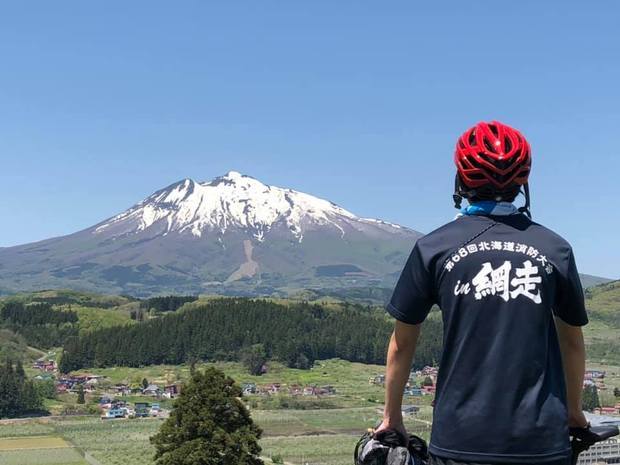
[31,358,620,421]
[31,357,339,420]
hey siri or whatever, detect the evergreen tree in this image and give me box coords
[0,359,44,418]
[15,360,25,381]
[150,367,263,465]
[614,387,620,398]
[294,353,311,370]
[582,384,601,412]
[142,378,150,390]
[240,344,267,376]
[77,384,85,404]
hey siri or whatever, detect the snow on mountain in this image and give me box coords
[0,171,422,297]
[94,171,406,242]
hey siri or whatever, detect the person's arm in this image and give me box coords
[377,320,421,438]
[555,317,588,428]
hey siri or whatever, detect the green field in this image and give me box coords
[0,435,87,465]
[0,406,431,465]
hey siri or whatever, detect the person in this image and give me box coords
[377,121,589,465]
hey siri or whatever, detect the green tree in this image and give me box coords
[422,376,434,387]
[142,378,149,390]
[150,367,263,465]
[614,387,620,398]
[34,379,57,400]
[240,344,267,376]
[294,353,311,370]
[77,384,85,404]
[582,384,600,412]
[14,360,25,381]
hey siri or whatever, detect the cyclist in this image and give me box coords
[377,121,589,465]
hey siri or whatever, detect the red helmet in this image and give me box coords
[455,121,531,190]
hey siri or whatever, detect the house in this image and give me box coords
[34,373,55,381]
[585,370,606,380]
[164,384,182,398]
[421,385,436,395]
[369,375,386,385]
[150,403,162,416]
[102,407,126,419]
[288,384,303,396]
[99,396,114,406]
[56,384,68,394]
[134,402,151,417]
[266,383,282,394]
[401,405,420,416]
[421,366,439,376]
[241,383,257,395]
[143,384,162,397]
[317,385,336,395]
[405,388,423,397]
[303,386,317,396]
[33,360,57,372]
[594,407,620,416]
[113,384,131,395]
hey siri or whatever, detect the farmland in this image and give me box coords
[0,406,432,465]
[0,434,87,465]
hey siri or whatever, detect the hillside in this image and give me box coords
[581,274,615,289]
[0,172,422,297]
[583,280,620,364]
[1,289,618,367]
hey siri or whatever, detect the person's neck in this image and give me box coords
[461,200,518,216]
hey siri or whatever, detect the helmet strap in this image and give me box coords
[453,175,463,209]
[517,183,532,218]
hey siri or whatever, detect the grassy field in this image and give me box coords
[0,435,87,465]
[0,406,431,465]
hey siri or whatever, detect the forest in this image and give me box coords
[58,298,443,372]
[0,360,45,418]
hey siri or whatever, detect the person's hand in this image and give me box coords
[374,418,408,443]
[568,410,589,429]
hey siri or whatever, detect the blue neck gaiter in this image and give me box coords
[460,201,519,217]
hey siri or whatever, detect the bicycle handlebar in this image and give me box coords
[570,425,619,465]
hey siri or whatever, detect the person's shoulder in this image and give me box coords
[526,219,573,249]
[415,216,480,251]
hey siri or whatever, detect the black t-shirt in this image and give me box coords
[387,214,588,464]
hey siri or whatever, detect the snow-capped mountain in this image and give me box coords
[0,172,422,297]
[94,171,405,243]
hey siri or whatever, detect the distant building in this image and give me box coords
[134,402,151,417]
[594,407,620,416]
[163,384,182,398]
[143,384,162,397]
[405,388,423,397]
[369,375,386,385]
[113,384,131,395]
[585,370,606,380]
[576,438,620,464]
[241,383,257,395]
[401,405,420,416]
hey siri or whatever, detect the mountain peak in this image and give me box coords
[94,172,410,243]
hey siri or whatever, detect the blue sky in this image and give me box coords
[1,1,619,278]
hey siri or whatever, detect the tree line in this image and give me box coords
[0,302,78,349]
[140,295,198,312]
[59,298,443,373]
[0,360,44,419]
[1,302,77,326]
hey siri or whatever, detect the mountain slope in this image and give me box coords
[0,172,422,297]
[580,274,614,289]
[583,280,620,364]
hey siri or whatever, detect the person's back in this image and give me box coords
[377,121,589,465]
